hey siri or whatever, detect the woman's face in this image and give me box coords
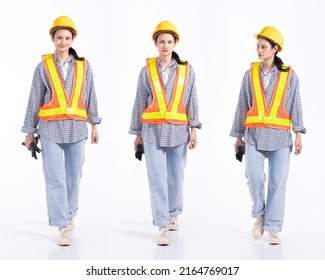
[52,29,74,53]
[256,37,278,61]
[155,33,177,58]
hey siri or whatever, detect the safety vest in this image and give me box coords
[244,62,291,130]
[38,53,87,121]
[141,57,189,125]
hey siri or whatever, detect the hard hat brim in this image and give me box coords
[152,30,179,41]
[50,26,77,37]
[253,33,282,51]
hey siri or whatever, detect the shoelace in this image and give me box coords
[160,228,169,238]
[269,231,278,238]
[170,217,178,225]
[59,228,70,238]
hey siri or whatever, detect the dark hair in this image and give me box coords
[172,51,187,65]
[69,47,84,61]
[260,36,288,72]
[154,33,187,66]
[52,29,84,61]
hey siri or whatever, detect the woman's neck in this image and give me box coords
[56,51,70,65]
[159,55,172,70]
[262,60,274,74]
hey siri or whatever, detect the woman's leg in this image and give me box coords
[143,141,169,228]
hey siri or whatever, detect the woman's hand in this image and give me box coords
[133,135,143,150]
[91,124,99,144]
[294,132,302,155]
[188,127,197,149]
[24,133,36,150]
[234,137,245,152]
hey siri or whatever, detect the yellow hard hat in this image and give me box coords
[254,26,283,51]
[49,16,78,37]
[152,20,180,41]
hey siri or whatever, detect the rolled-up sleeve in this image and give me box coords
[288,71,306,134]
[129,67,150,135]
[186,65,202,129]
[21,65,45,134]
[85,62,102,125]
[230,71,250,138]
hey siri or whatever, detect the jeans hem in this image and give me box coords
[263,226,282,232]
[169,210,182,217]
[49,219,70,228]
[153,219,170,228]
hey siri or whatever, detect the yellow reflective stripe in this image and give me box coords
[251,62,265,119]
[39,108,65,117]
[149,58,166,112]
[170,64,186,113]
[263,116,291,126]
[246,116,263,123]
[268,71,288,118]
[71,60,85,109]
[143,112,188,121]
[142,112,165,119]
[165,112,188,121]
[45,54,67,109]
[65,107,87,117]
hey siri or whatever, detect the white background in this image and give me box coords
[0,0,324,278]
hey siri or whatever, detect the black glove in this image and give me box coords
[135,144,144,161]
[22,136,42,160]
[235,146,245,162]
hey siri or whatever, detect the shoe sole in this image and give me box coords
[269,240,281,245]
[157,238,170,246]
[157,242,170,246]
[168,226,179,231]
[156,236,170,246]
[58,240,71,246]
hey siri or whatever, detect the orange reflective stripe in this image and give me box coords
[142,57,188,125]
[38,54,87,121]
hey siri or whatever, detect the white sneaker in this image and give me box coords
[268,231,281,245]
[157,227,170,246]
[58,227,71,246]
[67,219,74,231]
[252,216,264,239]
[168,216,179,231]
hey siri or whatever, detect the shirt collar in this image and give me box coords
[54,52,73,65]
[260,63,278,75]
[157,57,177,70]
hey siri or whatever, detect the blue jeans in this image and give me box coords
[245,144,291,232]
[144,141,187,228]
[40,138,86,227]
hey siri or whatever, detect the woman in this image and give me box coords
[129,20,201,246]
[230,26,306,245]
[22,16,101,246]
